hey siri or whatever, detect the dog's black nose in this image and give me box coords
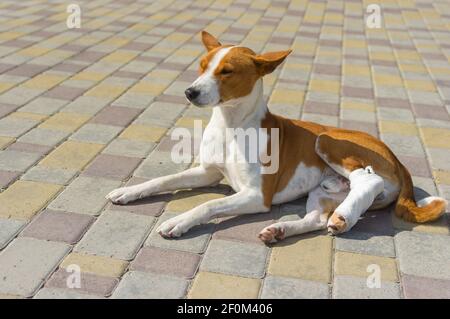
[185,87,200,101]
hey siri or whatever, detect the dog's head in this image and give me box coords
[185,31,292,107]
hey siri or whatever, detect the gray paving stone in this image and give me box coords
[102,138,155,158]
[0,238,70,297]
[332,275,402,299]
[134,151,191,179]
[21,166,77,185]
[0,218,26,249]
[134,101,186,126]
[378,107,415,123]
[18,127,70,147]
[395,231,450,280]
[0,87,43,106]
[145,212,213,254]
[111,271,188,299]
[0,150,41,172]
[19,97,68,115]
[112,92,154,109]
[48,176,121,215]
[69,123,122,144]
[200,239,269,279]
[335,231,396,257]
[33,288,103,299]
[381,134,426,157]
[62,96,109,115]
[0,117,37,137]
[427,147,450,171]
[75,210,155,260]
[261,275,330,299]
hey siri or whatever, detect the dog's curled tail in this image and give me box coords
[395,162,447,223]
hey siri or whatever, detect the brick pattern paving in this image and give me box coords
[0,0,449,299]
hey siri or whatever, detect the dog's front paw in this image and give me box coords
[106,186,141,204]
[258,223,286,244]
[327,212,347,235]
[156,216,189,238]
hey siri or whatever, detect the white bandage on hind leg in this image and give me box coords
[333,166,384,231]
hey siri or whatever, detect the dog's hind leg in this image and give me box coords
[106,166,223,204]
[258,177,349,244]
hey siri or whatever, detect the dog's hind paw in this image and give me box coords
[258,223,286,244]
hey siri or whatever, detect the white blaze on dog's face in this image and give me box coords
[185,31,292,107]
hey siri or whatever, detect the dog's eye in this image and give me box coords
[221,68,233,75]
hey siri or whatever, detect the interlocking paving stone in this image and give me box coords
[102,138,156,158]
[0,170,20,189]
[268,235,333,283]
[19,97,68,115]
[60,252,128,278]
[0,218,26,249]
[395,231,450,280]
[188,271,261,299]
[0,180,62,220]
[34,288,102,299]
[332,275,402,299]
[0,117,37,137]
[21,166,77,185]
[75,210,155,260]
[83,154,141,181]
[46,269,118,297]
[134,150,191,179]
[335,231,396,257]
[130,246,201,279]
[0,150,41,172]
[166,189,228,212]
[0,238,70,297]
[200,239,269,279]
[261,275,329,299]
[402,275,450,299]
[18,127,70,147]
[145,212,213,254]
[111,271,189,299]
[91,106,141,127]
[69,123,122,144]
[20,209,93,244]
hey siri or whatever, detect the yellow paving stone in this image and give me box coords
[343,39,366,48]
[343,65,371,76]
[39,141,103,170]
[175,117,207,128]
[39,112,90,132]
[370,52,395,61]
[433,170,450,185]
[379,121,418,136]
[0,136,14,149]
[399,63,427,73]
[268,235,333,282]
[128,82,167,95]
[85,83,128,99]
[120,124,166,142]
[420,127,450,149]
[373,74,404,87]
[0,31,24,41]
[269,89,304,104]
[22,74,66,90]
[72,71,108,82]
[341,100,375,112]
[0,180,62,220]
[392,213,449,235]
[396,50,421,61]
[309,79,340,94]
[60,252,128,277]
[404,80,436,92]
[0,82,14,93]
[102,51,138,64]
[188,272,261,299]
[101,37,131,47]
[9,112,47,121]
[18,46,51,57]
[166,191,227,213]
[334,251,399,282]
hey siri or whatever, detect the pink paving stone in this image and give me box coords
[43,86,86,101]
[214,212,276,244]
[376,97,411,109]
[342,86,374,99]
[0,103,19,117]
[177,70,198,82]
[341,120,378,137]
[91,106,141,127]
[397,155,431,178]
[303,100,339,116]
[0,170,20,189]
[159,62,187,71]
[0,63,15,73]
[2,39,34,48]
[51,63,86,73]
[109,177,171,217]
[7,142,53,156]
[21,209,94,244]
[113,71,144,79]
[122,41,153,51]
[72,51,106,62]
[155,94,188,104]
[46,269,118,297]
[83,154,142,181]
[402,275,450,299]
[7,64,48,77]
[371,60,398,67]
[130,246,201,279]
[313,63,341,76]
[411,103,450,121]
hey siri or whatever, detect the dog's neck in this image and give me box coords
[210,79,267,129]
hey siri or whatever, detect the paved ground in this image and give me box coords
[0,0,449,299]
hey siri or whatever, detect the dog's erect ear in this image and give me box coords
[251,49,292,76]
[201,31,222,51]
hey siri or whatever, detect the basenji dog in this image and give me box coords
[106,31,447,243]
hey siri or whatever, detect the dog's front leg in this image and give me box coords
[157,190,268,238]
[106,166,223,204]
